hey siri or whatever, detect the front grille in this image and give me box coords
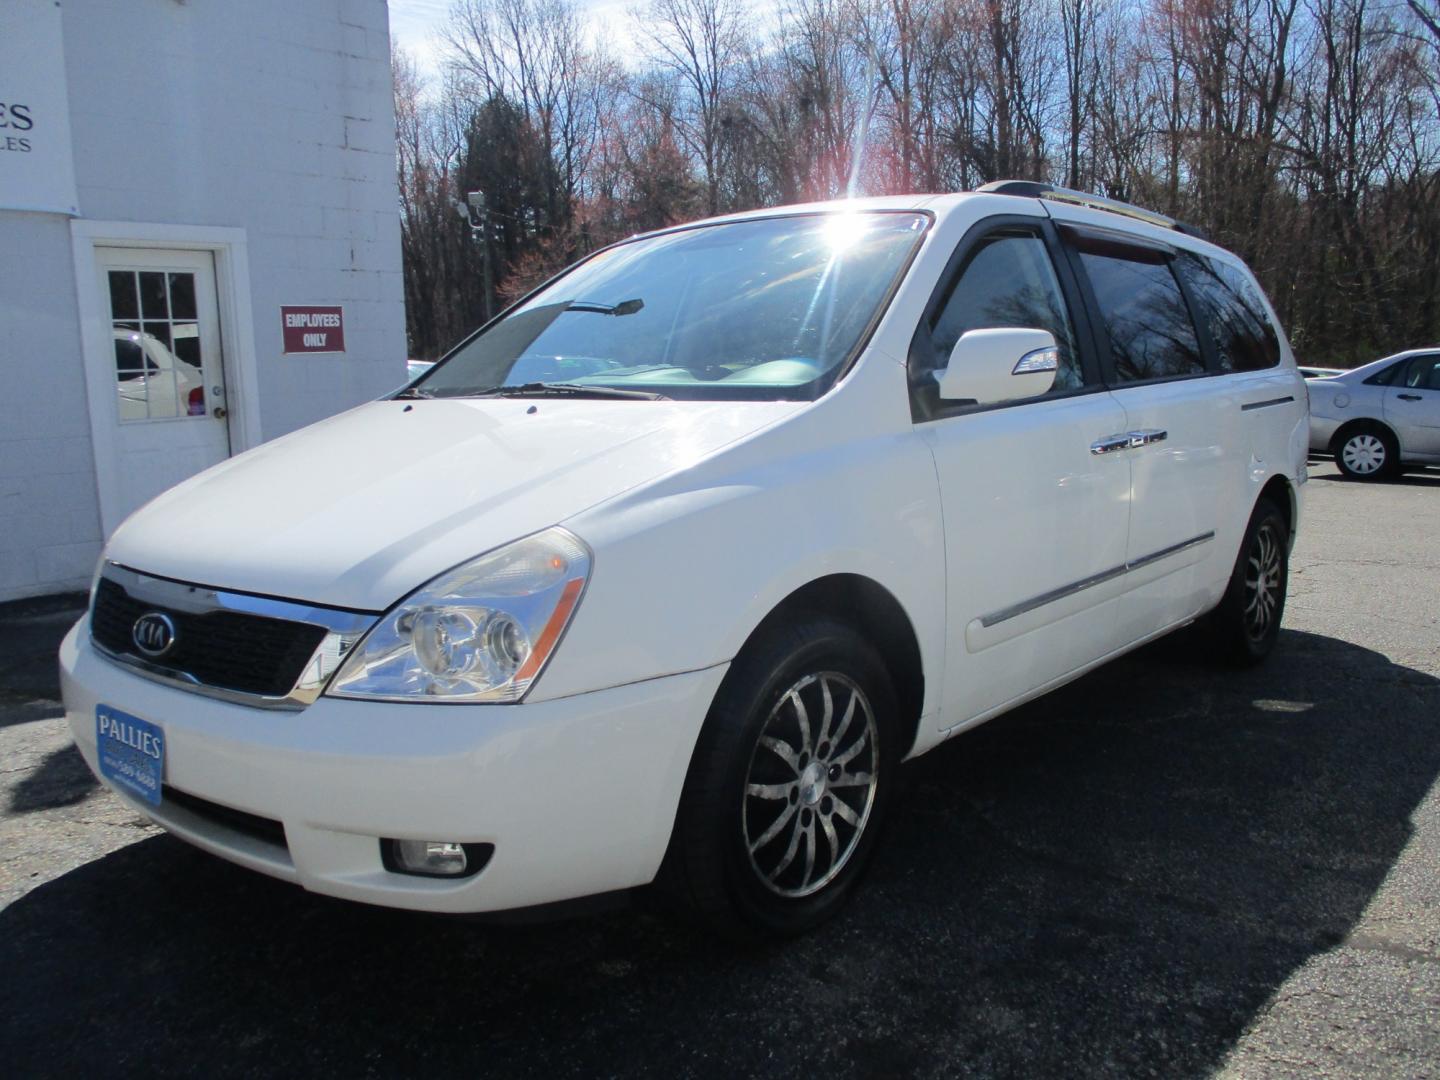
[162,785,288,850]
[92,576,327,698]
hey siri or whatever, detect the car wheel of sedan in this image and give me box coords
[661,616,898,939]
[1335,424,1397,480]
[1206,497,1289,666]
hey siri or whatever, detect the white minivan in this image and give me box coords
[62,183,1309,937]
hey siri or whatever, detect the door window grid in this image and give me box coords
[108,269,205,422]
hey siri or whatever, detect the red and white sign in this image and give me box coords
[281,306,346,354]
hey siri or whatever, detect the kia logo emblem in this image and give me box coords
[131,612,176,658]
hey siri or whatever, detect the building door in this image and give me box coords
[94,247,231,526]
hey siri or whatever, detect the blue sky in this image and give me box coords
[387,0,453,78]
[387,0,639,82]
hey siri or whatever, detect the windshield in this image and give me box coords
[413,211,929,402]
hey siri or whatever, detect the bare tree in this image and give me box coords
[392,0,1440,368]
[633,0,751,214]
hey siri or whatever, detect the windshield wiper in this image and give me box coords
[393,386,435,399]
[476,382,670,401]
[566,298,644,316]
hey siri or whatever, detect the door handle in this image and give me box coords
[1397,393,1422,401]
[1091,434,1132,455]
[1128,428,1168,446]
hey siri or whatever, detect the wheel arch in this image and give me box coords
[1258,473,1296,549]
[731,574,926,760]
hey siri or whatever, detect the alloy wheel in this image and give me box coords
[742,671,879,898]
[1243,521,1283,641]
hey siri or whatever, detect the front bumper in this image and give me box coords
[61,620,726,913]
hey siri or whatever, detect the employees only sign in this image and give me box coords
[281,306,346,354]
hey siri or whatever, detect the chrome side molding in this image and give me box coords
[980,531,1215,628]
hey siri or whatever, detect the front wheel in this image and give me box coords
[1205,497,1289,665]
[660,617,898,939]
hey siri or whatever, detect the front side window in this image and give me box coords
[922,232,1083,394]
[1078,245,1204,382]
[1402,355,1440,390]
[1180,254,1280,372]
[416,213,928,402]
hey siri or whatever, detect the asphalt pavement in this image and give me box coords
[2,461,1436,1078]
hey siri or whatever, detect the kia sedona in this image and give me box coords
[61,182,1309,938]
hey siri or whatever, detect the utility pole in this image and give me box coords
[466,190,493,322]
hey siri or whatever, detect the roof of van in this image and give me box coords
[638,189,1239,265]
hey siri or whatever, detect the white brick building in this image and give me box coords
[0,0,406,602]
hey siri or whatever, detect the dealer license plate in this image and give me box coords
[96,705,165,807]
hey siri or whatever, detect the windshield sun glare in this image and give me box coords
[414,212,929,403]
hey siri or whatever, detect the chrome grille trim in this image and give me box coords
[91,562,378,711]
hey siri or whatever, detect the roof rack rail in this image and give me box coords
[977,180,1208,241]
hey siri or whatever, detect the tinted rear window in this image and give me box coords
[1077,247,1204,382]
[1180,254,1280,372]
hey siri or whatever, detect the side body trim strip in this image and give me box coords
[1240,395,1294,412]
[979,531,1216,628]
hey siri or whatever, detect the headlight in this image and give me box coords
[326,528,591,703]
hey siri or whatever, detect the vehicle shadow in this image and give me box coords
[1308,456,1440,486]
[2,629,1436,1077]
[7,743,98,814]
[1311,472,1440,487]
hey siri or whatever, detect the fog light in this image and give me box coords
[382,838,494,879]
[395,840,467,875]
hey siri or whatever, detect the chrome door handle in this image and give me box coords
[1091,434,1132,455]
[1128,428,1168,446]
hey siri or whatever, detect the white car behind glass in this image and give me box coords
[62,182,1309,938]
[114,327,205,421]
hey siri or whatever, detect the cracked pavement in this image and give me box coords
[1,461,1437,1077]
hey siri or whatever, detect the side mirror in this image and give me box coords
[935,328,1060,405]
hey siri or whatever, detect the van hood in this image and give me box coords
[105,397,802,610]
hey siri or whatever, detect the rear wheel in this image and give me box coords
[1206,497,1289,665]
[1335,423,1398,480]
[661,616,898,939]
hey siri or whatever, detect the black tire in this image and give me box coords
[1333,422,1399,480]
[660,616,899,940]
[1206,497,1289,665]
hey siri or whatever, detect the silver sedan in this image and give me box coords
[1308,349,1440,479]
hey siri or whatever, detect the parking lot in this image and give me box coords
[1,460,1436,1078]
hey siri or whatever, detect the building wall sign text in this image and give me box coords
[281,306,347,354]
[0,0,79,215]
